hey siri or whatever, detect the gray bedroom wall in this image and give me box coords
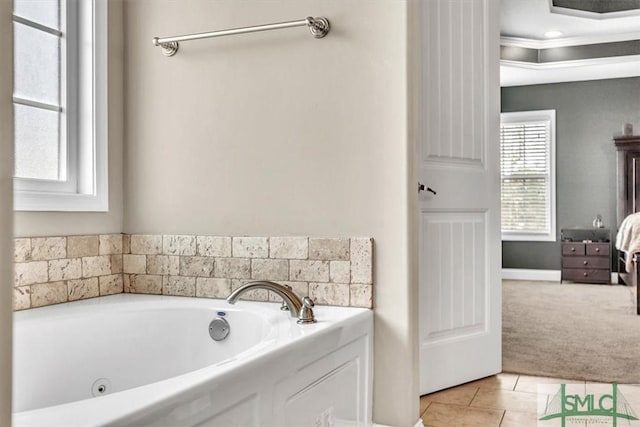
[501,77,640,270]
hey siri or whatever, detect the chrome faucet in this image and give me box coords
[226,281,316,324]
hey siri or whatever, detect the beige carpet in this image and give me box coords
[502,279,640,383]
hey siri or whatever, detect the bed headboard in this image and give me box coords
[615,135,640,228]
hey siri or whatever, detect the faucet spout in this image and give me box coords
[226,281,303,318]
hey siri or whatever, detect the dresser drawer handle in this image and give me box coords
[595,248,600,252]
[583,272,588,277]
[583,261,588,265]
[571,247,576,252]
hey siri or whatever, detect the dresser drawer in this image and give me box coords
[586,243,609,256]
[562,268,610,283]
[562,243,585,256]
[562,257,609,269]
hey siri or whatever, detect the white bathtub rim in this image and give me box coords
[13,294,372,427]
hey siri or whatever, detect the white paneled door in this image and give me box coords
[418,0,501,395]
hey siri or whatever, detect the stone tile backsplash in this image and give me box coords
[12,234,124,310]
[12,234,374,311]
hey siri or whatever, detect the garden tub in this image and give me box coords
[13,294,372,426]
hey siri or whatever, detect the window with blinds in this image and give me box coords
[500,110,556,241]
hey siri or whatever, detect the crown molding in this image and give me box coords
[501,53,640,70]
[501,32,640,49]
[501,55,640,86]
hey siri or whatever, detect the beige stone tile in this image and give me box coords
[180,256,214,277]
[422,402,503,427]
[309,238,350,261]
[48,258,82,281]
[196,278,232,298]
[99,234,123,255]
[163,276,196,296]
[330,260,351,283]
[13,238,31,262]
[129,274,163,294]
[290,260,329,282]
[310,283,350,306]
[251,259,288,281]
[350,237,373,284]
[110,254,123,274]
[214,258,251,279]
[267,281,309,302]
[269,237,308,260]
[123,274,131,292]
[146,255,179,276]
[617,384,640,401]
[99,274,123,296]
[231,279,269,301]
[123,254,146,274]
[197,236,231,257]
[13,286,31,310]
[500,410,538,427]
[67,236,99,258]
[232,237,268,258]
[470,388,538,413]
[82,256,112,278]
[68,278,99,301]
[122,234,131,254]
[163,235,196,256]
[349,284,373,308]
[422,402,458,426]
[422,384,479,407]
[130,234,162,255]
[31,282,67,307]
[467,373,519,391]
[31,237,66,260]
[514,375,583,393]
[459,407,504,427]
[14,261,48,287]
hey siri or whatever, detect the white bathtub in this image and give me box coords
[13,294,373,426]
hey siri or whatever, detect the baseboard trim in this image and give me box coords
[502,269,561,281]
[502,269,619,284]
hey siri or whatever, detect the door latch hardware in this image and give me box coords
[418,182,437,195]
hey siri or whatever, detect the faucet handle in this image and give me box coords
[296,297,316,324]
[280,285,293,311]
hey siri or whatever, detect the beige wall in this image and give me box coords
[13,0,125,238]
[124,1,418,425]
[0,0,13,422]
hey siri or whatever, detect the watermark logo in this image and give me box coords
[538,384,639,426]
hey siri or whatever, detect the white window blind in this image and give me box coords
[500,110,556,241]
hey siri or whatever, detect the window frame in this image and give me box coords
[13,0,108,212]
[500,109,557,242]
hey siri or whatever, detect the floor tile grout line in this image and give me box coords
[498,409,506,427]
[419,400,432,418]
[469,386,481,407]
[512,374,520,391]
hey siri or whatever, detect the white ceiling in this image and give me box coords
[500,0,640,86]
[501,0,640,42]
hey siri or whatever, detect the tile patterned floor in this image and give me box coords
[419,373,586,427]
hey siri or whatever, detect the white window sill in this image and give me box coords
[502,233,556,242]
[14,190,108,212]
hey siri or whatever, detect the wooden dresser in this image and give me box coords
[561,241,611,284]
